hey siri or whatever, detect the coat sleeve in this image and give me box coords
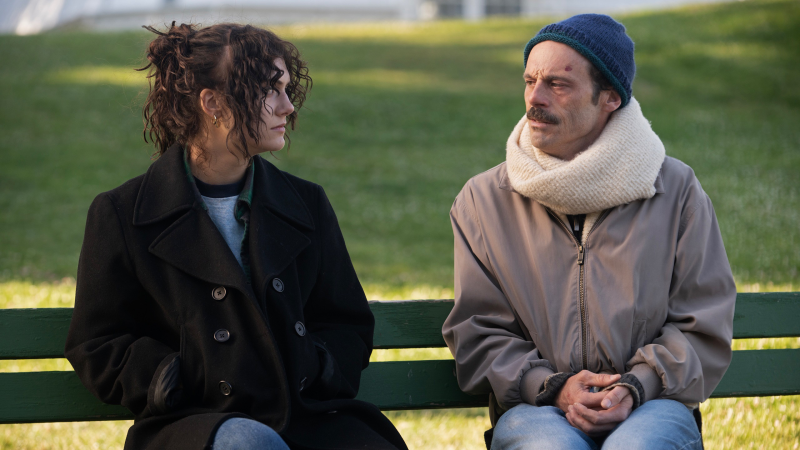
[65,193,180,417]
[626,177,736,406]
[442,186,556,411]
[302,186,374,400]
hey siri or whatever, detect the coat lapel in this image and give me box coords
[148,207,252,291]
[248,157,314,298]
[132,145,251,295]
[131,147,315,303]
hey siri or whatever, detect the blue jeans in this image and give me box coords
[492,399,702,450]
[212,417,290,450]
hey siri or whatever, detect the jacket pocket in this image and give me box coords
[179,325,203,403]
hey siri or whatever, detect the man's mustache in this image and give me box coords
[526,107,560,125]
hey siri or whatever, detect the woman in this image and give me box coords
[65,22,407,450]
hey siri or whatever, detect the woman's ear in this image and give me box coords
[199,89,225,126]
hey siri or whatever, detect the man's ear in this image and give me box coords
[603,89,622,113]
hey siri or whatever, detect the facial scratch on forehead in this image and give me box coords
[565,65,572,72]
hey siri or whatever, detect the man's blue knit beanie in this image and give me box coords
[523,14,635,107]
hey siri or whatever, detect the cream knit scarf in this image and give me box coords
[506,98,665,220]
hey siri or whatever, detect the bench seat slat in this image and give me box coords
[2,293,798,359]
[1,349,798,424]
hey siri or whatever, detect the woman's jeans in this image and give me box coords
[492,399,702,450]
[212,417,290,450]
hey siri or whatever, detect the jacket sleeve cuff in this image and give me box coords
[519,365,556,405]
[305,337,347,399]
[534,372,576,407]
[601,373,644,410]
[628,363,663,403]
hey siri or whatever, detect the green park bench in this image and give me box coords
[0,292,798,425]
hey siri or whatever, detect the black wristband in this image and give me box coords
[534,372,576,407]
[601,373,645,410]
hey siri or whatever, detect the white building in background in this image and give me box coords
[3,0,734,35]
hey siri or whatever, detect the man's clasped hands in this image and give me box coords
[555,371,634,436]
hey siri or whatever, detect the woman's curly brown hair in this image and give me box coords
[139,22,312,158]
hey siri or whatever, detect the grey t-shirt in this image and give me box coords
[193,174,248,270]
[201,195,245,268]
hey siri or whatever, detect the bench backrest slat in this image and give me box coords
[728,292,800,338]
[0,308,72,359]
[2,292,798,360]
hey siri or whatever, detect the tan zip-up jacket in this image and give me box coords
[442,157,735,410]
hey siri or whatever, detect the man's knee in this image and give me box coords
[495,403,565,430]
[602,399,701,450]
[492,404,593,450]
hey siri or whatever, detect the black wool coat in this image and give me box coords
[65,146,407,450]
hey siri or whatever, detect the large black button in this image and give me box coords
[272,278,284,292]
[214,329,230,342]
[294,321,306,336]
[219,381,232,396]
[299,377,307,392]
[212,286,227,301]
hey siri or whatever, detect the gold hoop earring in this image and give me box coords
[213,115,220,128]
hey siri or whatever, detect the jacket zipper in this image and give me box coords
[577,245,587,370]
[546,211,587,370]
[546,209,611,371]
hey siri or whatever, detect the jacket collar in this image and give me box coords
[133,144,314,230]
[498,163,517,193]
[249,155,315,232]
[654,167,665,194]
[132,145,314,301]
[133,144,198,226]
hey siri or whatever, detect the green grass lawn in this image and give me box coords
[1,0,799,448]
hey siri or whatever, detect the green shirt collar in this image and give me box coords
[183,148,255,218]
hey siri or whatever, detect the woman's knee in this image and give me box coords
[213,417,289,450]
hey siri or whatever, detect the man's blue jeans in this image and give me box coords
[212,417,290,450]
[492,399,702,450]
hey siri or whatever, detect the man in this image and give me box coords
[442,14,735,449]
